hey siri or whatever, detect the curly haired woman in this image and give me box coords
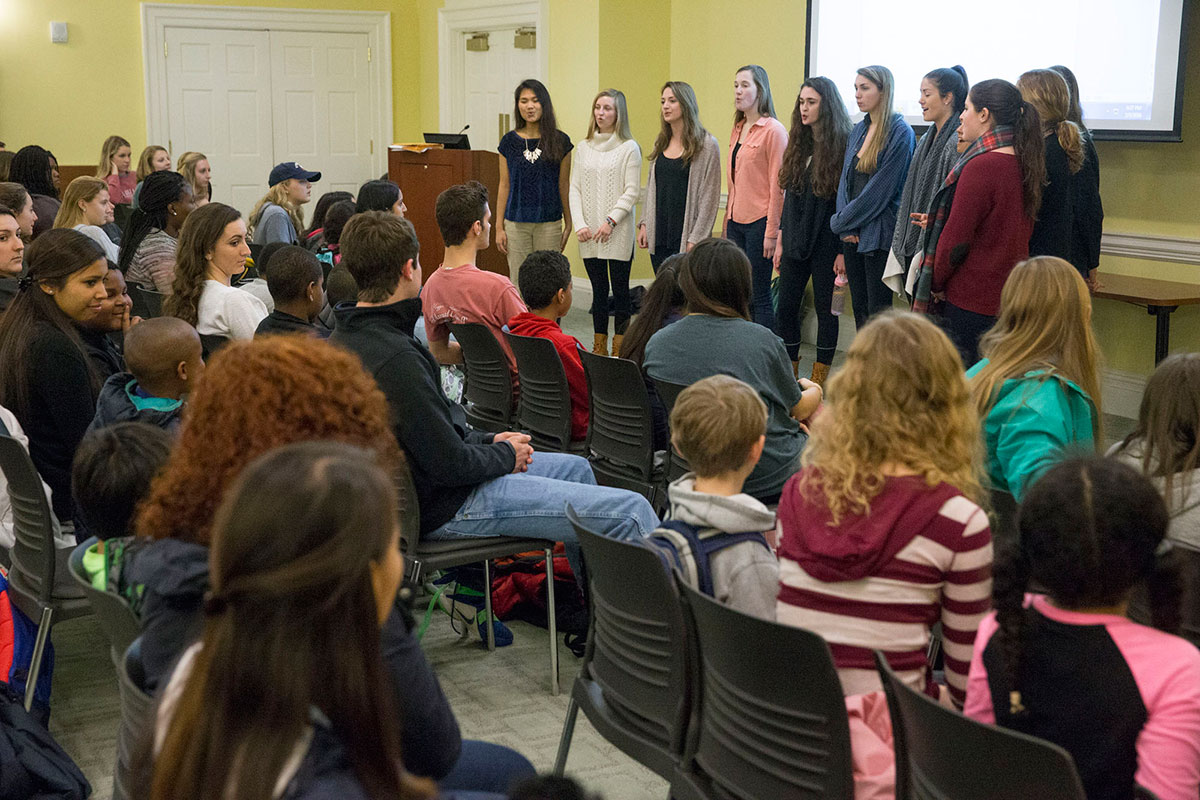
[775,311,993,708]
[126,335,535,794]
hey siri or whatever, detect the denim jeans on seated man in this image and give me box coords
[425,451,658,580]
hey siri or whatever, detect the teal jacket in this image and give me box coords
[968,360,1097,502]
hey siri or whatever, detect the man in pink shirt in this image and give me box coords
[423,181,526,383]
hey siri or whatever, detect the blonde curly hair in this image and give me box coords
[799,311,984,524]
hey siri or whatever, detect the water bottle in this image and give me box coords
[831,274,848,316]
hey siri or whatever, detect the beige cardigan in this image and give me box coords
[638,132,722,255]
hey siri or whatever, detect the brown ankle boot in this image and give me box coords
[612,334,624,358]
[593,334,609,356]
[792,360,800,379]
[810,361,830,387]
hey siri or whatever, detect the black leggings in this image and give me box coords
[651,248,680,273]
[940,301,996,368]
[583,257,632,335]
[842,242,892,329]
[777,251,839,365]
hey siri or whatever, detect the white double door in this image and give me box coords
[462,30,540,154]
[165,27,371,220]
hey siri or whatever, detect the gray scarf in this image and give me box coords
[891,113,962,263]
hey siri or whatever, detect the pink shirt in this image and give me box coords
[724,116,788,239]
[106,172,136,206]
[421,264,526,375]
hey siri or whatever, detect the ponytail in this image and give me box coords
[1013,101,1046,220]
[992,536,1031,717]
[1056,120,1085,175]
[1147,542,1183,634]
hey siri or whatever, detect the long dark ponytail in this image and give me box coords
[621,253,687,367]
[119,171,190,273]
[9,146,58,199]
[925,65,969,115]
[967,79,1045,220]
[513,79,565,164]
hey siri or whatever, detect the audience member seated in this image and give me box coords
[120,170,196,293]
[9,145,60,239]
[303,189,354,251]
[240,240,288,312]
[147,441,498,800]
[77,264,130,380]
[423,181,526,372]
[164,203,267,340]
[356,177,407,217]
[967,256,1099,516]
[176,151,212,208]
[0,229,108,526]
[0,401,67,552]
[1111,353,1200,550]
[619,252,686,450]
[131,145,172,210]
[127,335,535,792]
[89,316,203,434]
[507,250,588,441]
[248,161,321,246]
[315,198,356,272]
[777,312,992,707]
[325,261,359,307]
[330,211,657,585]
[54,176,119,262]
[651,375,777,619]
[97,135,136,208]
[255,245,328,338]
[0,181,38,241]
[965,457,1200,800]
[0,205,24,311]
[644,238,819,503]
[71,422,173,591]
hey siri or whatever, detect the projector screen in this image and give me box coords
[806,0,1189,141]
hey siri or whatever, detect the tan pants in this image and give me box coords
[505,220,562,283]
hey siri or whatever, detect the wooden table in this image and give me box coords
[1094,273,1200,364]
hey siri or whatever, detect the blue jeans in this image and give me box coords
[440,739,536,795]
[727,216,775,330]
[425,452,659,580]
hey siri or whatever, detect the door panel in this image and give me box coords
[463,30,539,153]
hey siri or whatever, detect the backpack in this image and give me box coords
[647,520,771,597]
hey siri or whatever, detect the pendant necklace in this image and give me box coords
[523,136,542,164]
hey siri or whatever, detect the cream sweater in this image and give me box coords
[568,133,641,260]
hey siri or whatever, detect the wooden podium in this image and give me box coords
[388,147,507,279]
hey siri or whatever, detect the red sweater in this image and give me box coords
[932,152,1034,316]
[506,312,589,441]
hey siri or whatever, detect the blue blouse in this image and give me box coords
[829,112,915,253]
[499,130,573,223]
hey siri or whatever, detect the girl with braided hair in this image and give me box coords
[120,170,196,292]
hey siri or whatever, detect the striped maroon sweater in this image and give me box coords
[775,471,992,707]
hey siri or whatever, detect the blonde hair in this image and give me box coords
[970,256,1101,439]
[650,81,709,165]
[586,89,633,141]
[1017,69,1084,175]
[855,65,896,174]
[136,146,169,182]
[670,375,767,477]
[800,311,985,524]
[177,151,211,200]
[249,182,304,241]
[95,135,131,179]
[54,176,108,229]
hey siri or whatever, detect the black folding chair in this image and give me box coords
[67,538,141,667]
[875,650,1088,800]
[673,581,854,800]
[504,331,583,454]
[127,284,165,318]
[651,376,692,484]
[451,322,515,433]
[1132,541,1200,649]
[579,349,664,510]
[113,640,154,800]
[553,505,692,779]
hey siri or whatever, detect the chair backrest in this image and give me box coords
[679,581,855,800]
[199,333,231,358]
[874,650,1087,800]
[650,376,691,481]
[580,349,655,480]
[565,504,691,761]
[67,539,142,664]
[450,322,514,433]
[396,462,423,555]
[1130,541,1200,649]
[0,435,60,608]
[114,640,154,800]
[128,285,164,318]
[505,331,573,452]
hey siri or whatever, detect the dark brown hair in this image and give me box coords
[340,211,420,303]
[779,76,852,197]
[679,238,751,320]
[163,203,244,325]
[967,79,1046,220]
[620,253,686,367]
[513,79,565,164]
[435,181,489,247]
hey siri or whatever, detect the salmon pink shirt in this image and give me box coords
[724,116,788,240]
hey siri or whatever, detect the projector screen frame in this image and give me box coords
[802,0,1190,144]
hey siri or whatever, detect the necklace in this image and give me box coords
[523,136,542,163]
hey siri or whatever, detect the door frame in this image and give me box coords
[438,0,550,134]
[141,3,393,177]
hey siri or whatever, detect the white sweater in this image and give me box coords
[568,133,641,260]
[198,280,268,340]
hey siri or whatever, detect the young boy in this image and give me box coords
[652,374,778,619]
[89,316,204,435]
[507,250,588,441]
[72,422,174,591]
[255,245,328,338]
[422,181,526,380]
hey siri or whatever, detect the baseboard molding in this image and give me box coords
[1101,367,1146,420]
[1100,232,1200,266]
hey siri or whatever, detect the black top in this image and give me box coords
[330,298,514,533]
[780,171,841,262]
[731,142,742,181]
[654,155,690,256]
[0,278,17,313]
[255,309,328,339]
[847,155,871,201]
[80,327,124,381]
[1069,132,1104,277]
[1029,133,1074,261]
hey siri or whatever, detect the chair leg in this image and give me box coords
[545,547,559,696]
[483,559,496,652]
[24,606,52,712]
[552,696,580,776]
[407,558,423,583]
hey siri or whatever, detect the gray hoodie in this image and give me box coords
[666,475,779,620]
[1110,441,1200,551]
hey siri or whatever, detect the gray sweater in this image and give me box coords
[253,203,299,246]
[639,133,722,254]
[1111,441,1200,551]
[667,475,779,620]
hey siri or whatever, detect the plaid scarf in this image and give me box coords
[912,125,1016,313]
